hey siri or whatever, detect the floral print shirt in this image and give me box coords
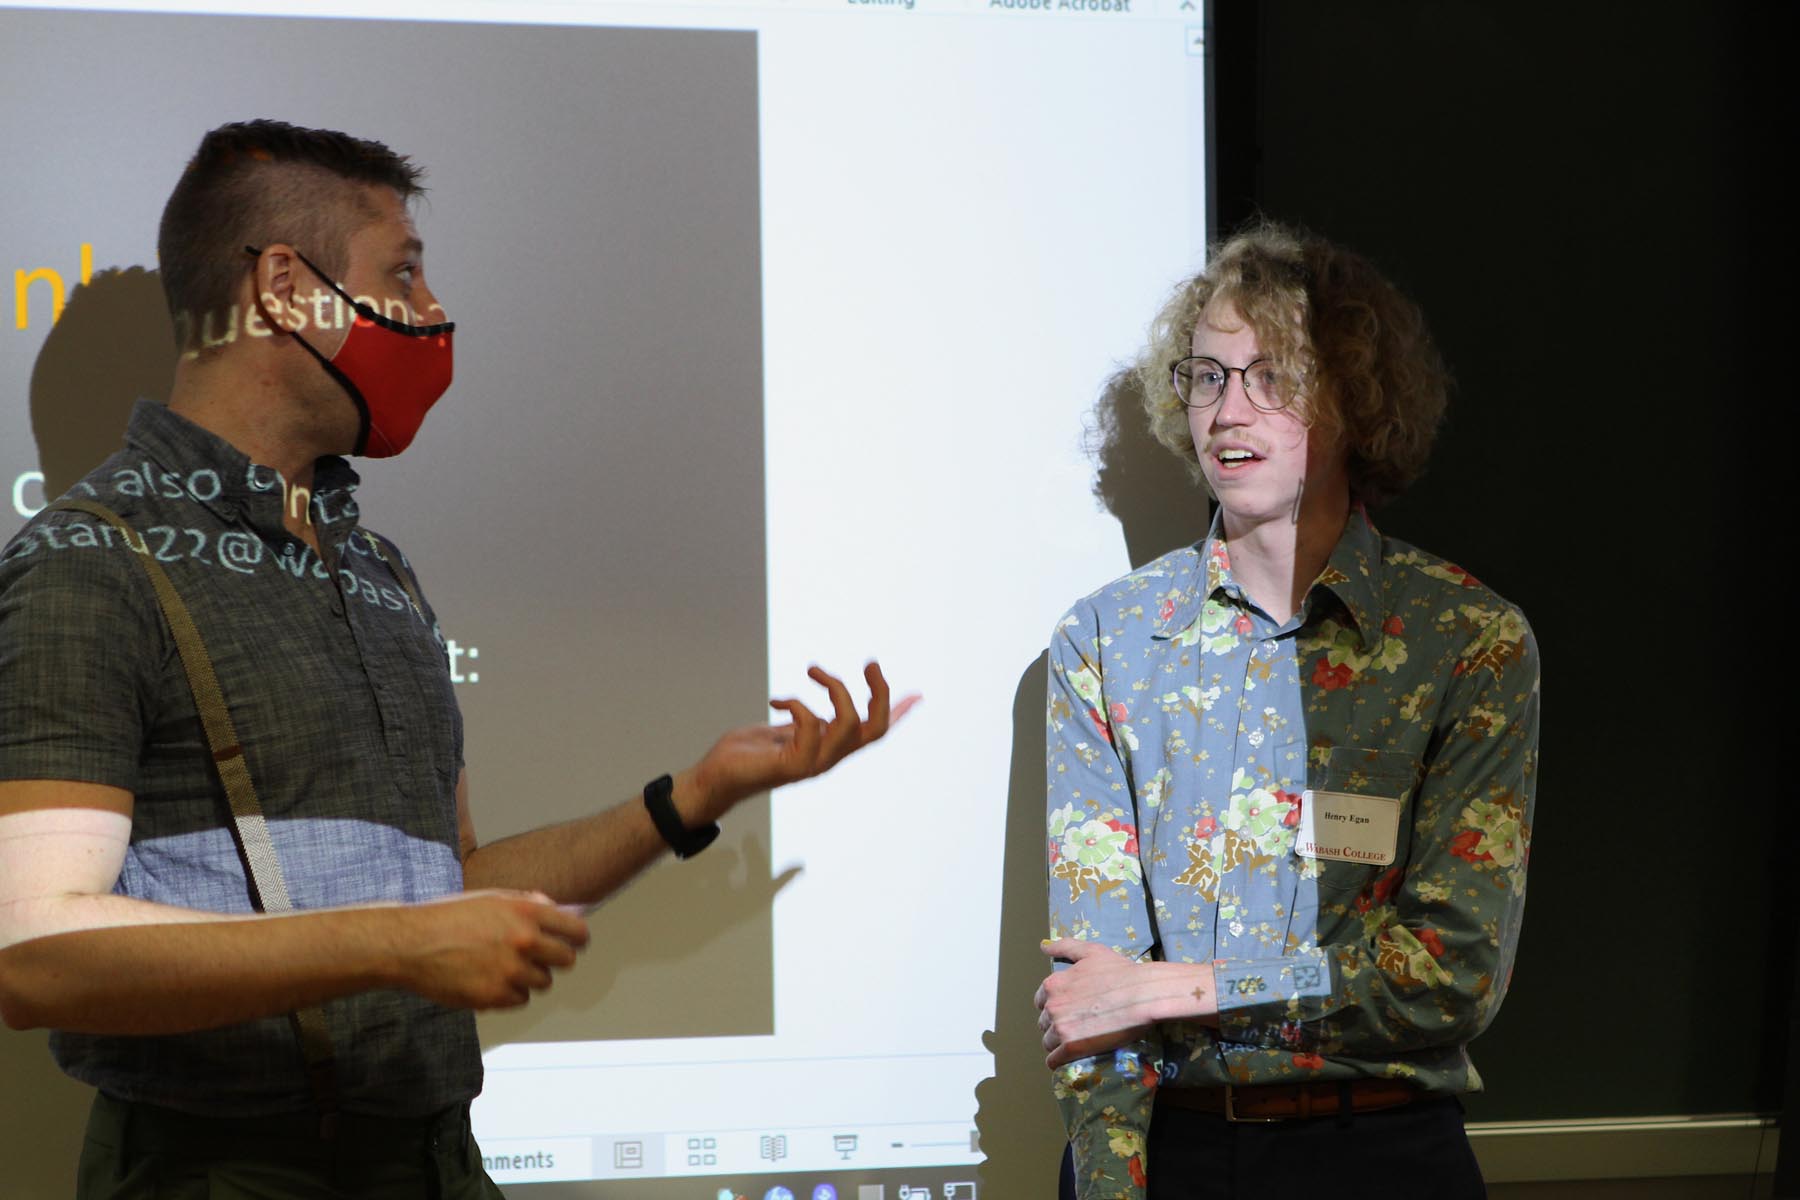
[1045,508,1539,1198]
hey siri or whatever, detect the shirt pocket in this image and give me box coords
[1304,746,1421,899]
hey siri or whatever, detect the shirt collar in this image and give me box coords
[121,398,363,540]
[1149,509,1230,641]
[1307,505,1385,645]
[1151,504,1386,643]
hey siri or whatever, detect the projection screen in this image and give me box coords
[1,1,1211,1195]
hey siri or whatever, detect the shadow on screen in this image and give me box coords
[29,266,175,497]
[480,826,799,1048]
[0,264,178,1184]
[1085,366,1207,569]
[975,366,1207,1196]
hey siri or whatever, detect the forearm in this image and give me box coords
[1136,960,1218,1023]
[0,905,403,1035]
[0,889,229,951]
[1213,894,1516,1055]
[461,769,708,904]
[460,664,910,905]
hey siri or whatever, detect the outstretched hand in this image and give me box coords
[686,661,919,822]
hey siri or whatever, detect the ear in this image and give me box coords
[248,244,306,334]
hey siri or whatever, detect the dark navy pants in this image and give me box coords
[1061,1096,1487,1200]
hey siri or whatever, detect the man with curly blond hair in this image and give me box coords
[1034,222,1538,1200]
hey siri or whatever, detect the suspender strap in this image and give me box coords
[49,498,342,1136]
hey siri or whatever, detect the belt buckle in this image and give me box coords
[1222,1085,1283,1124]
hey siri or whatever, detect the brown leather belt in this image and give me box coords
[1157,1079,1423,1122]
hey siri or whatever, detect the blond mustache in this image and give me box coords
[1202,435,1273,458]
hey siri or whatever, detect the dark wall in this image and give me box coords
[1210,1,1775,1121]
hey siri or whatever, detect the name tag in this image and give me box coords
[1296,789,1401,865]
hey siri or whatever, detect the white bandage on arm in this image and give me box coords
[0,807,217,950]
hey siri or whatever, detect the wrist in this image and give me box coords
[673,765,720,826]
[649,772,722,859]
[363,905,418,991]
[1147,960,1218,1023]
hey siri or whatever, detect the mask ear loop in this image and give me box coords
[244,245,456,335]
[243,245,374,455]
[249,244,455,337]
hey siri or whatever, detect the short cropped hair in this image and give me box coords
[1138,221,1448,506]
[157,119,424,351]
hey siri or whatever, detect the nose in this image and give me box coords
[418,282,450,327]
[1209,367,1259,427]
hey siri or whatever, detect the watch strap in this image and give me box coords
[643,773,720,859]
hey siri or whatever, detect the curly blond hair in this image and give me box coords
[1138,221,1448,506]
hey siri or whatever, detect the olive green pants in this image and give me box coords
[76,1092,507,1199]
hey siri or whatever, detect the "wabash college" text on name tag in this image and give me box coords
[1295,789,1401,866]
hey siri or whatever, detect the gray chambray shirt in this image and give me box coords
[0,399,480,1117]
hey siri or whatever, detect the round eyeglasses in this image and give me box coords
[1170,356,1297,413]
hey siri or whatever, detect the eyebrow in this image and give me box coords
[1187,353,1270,366]
[399,236,423,258]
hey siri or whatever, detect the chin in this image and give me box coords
[1213,491,1300,527]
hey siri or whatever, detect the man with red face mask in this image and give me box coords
[0,120,911,1198]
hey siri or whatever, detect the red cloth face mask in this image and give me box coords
[248,246,456,457]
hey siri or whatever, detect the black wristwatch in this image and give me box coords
[643,773,720,859]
